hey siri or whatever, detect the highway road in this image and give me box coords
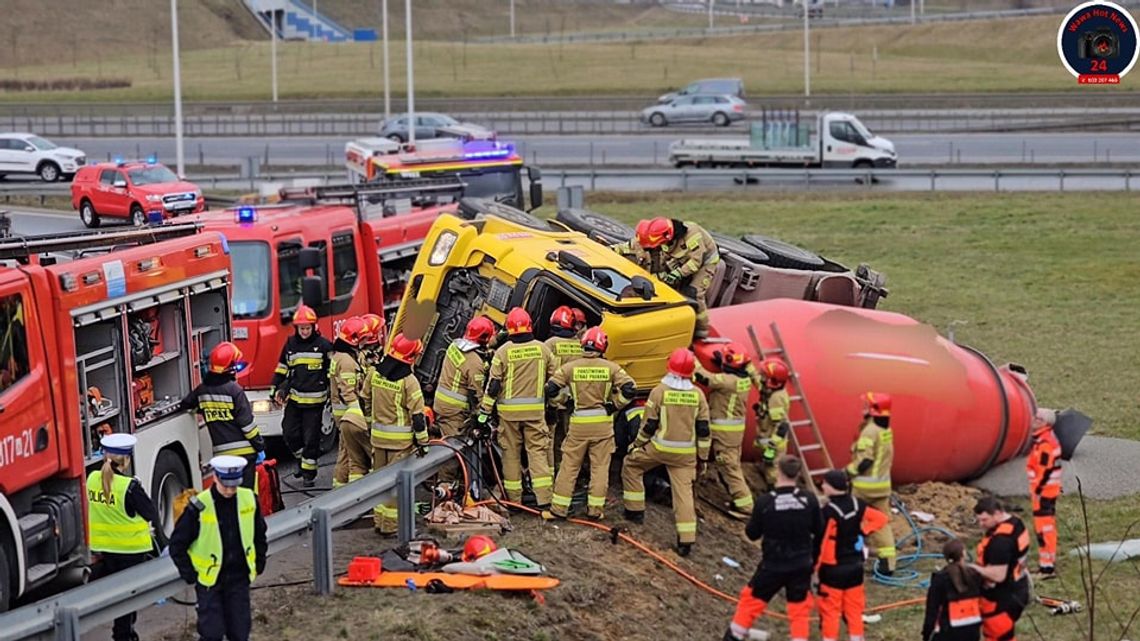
[54,132,1140,169]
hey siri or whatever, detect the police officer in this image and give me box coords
[170,456,267,641]
[88,434,165,641]
[432,316,494,438]
[694,342,757,515]
[270,304,333,488]
[622,347,710,556]
[180,342,265,489]
[754,357,791,492]
[478,307,557,507]
[369,332,429,535]
[612,217,720,338]
[329,317,372,488]
[544,306,585,469]
[970,497,1031,641]
[542,327,636,521]
[846,392,896,576]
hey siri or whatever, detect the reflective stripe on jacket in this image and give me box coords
[187,489,257,587]
[86,471,152,554]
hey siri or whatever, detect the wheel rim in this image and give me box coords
[652,114,664,126]
[132,209,145,226]
[81,205,93,225]
[42,165,57,181]
[155,471,187,538]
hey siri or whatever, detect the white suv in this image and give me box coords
[0,133,87,182]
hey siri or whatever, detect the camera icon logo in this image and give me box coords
[1058,1,1138,84]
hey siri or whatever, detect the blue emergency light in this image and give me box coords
[235,206,257,224]
[111,155,125,164]
[461,140,514,161]
[146,154,158,164]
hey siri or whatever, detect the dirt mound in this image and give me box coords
[896,482,983,537]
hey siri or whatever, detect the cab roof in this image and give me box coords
[187,203,359,235]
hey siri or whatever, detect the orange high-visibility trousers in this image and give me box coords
[981,596,1021,641]
[1032,495,1058,569]
[728,585,812,641]
[818,582,866,641]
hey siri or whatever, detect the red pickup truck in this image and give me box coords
[71,160,205,227]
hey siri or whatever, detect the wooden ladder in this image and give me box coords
[746,322,835,491]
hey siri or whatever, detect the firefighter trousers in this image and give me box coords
[550,432,614,518]
[682,263,717,339]
[856,493,897,572]
[336,418,372,485]
[498,417,553,506]
[711,440,754,512]
[1032,495,1058,569]
[622,446,698,543]
[195,579,251,641]
[433,411,468,438]
[372,445,412,533]
[549,408,569,471]
[818,581,866,641]
[281,403,324,481]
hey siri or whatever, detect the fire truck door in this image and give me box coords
[0,273,57,486]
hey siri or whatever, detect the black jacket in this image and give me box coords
[922,567,983,641]
[180,373,265,455]
[168,485,268,586]
[270,332,333,398]
[119,471,167,550]
[746,486,823,575]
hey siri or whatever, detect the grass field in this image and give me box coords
[0,15,1109,102]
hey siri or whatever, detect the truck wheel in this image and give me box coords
[649,113,667,127]
[0,534,12,613]
[37,162,60,183]
[555,208,635,245]
[130,204,147,227]
[711,232,770,264]
[712,112,730,127]
[457,197,548,231]
[853,159,879,184]
[79,200,101,228]
[742,234,825,270]
[151,450,190,539]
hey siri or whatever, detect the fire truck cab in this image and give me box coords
[0,224,231,611]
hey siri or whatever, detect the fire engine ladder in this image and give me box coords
[280,175,468,204]
[747,322,835,491]
[0,222,202,264]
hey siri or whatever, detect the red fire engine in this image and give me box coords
[0,224,232,611]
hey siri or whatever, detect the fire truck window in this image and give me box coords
[278,240,328,311]
[230,241,271,319]
[332,232,358,297]
[0,294,30,395]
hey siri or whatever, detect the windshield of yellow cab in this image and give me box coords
[559,265,645,302]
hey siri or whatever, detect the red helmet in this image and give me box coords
[580,326,608,353]
[292,304,318,326]
[550,305,576,331]
[462,535,498,562]
[635,217,674,249]
[571,307,587,329]
[360,313,385,345]
[336,317,369,347]
[505,307,533,335]
[759,357,789,389]
[863,392,892,418]
[667,347,695,379]
[722,343,750,370]
[387,333,424,365]
[209,341,249,376]
[464,316,496,345]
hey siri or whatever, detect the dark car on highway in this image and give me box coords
[379,112,496,143]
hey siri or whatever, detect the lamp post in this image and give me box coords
[271,9,278,103]
[383,0,390,118]
[804,0,811,100]
[405,0,415,147]
[170,0,185,177]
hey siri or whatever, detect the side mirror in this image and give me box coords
[299,247,322,272]
[24,146,35,153]
[527,166,543,211]
[301,276,324,312]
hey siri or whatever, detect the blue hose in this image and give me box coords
[871,494,959,589]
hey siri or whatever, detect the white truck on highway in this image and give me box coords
[669,111,897,169]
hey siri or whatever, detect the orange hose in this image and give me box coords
[426,439,470,500]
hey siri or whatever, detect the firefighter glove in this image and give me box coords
[714,451,732,466]
[476,412,490,425]
[256,451,266,465]
[627,432,651,454]
[661,270,683,285]
[697,459,709,477]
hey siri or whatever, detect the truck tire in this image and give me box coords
[457,197,548,231]
[37,161,60,183]
[742,234,825,270]
[711,232,770,264]
[0,533,12,613]
[79,199,101,228]
[555,208,635,246]
[150,450,190,539]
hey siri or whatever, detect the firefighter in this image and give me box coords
[170,456,267,641]
[542,327,636,521]
[612,217,720,338]
[328,317,372,488]
[922,540,984,641]
[571,307,588,338]
[478,307,557,507]
[269,305,333,488]
[356,313,387,424]
[180,342,265,489]
[545,305,585,468]
[816,469,890,641]
[722,455,822,641]
[369,332,429,535]
[846,391,896,576]
[432,316,494,438]
[621,347,710,556]
[754,357,791,492]
[693,342,757,515]
[1026,408,1062,580]
[970,497,1031,641]
[87,433,165,641]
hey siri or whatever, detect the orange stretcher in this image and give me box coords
[338,571,559,591]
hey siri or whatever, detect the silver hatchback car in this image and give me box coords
[641,94,747,127]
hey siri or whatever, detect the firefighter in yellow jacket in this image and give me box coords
[754,357,792,491]
[542,327,636,521]
[847,392,897,575]
[694,343,757,515]
[622,347,711,556]
[545,305,586,468]
[478,307,557,507]
[369,332,429,535]
[612,217,720,338]
[432,316,494,438]
[328,317,372,487]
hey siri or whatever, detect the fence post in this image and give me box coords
[590,169,597,191]
[397,469,416,545]
[682,168,689,192]
[993,170,1000,192]
[312,507,334,596]
[1127,169,1132,192]
[1059,169,1065,192]
[55,606,81,641]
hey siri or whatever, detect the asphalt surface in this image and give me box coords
[50,132,1140,169]
[970,436,1140,501]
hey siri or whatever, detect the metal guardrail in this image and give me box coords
[0,440,461,641]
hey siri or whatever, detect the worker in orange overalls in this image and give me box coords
[816,469,889,641]
[970,497,1031,641]
[1026,408,1062,580]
